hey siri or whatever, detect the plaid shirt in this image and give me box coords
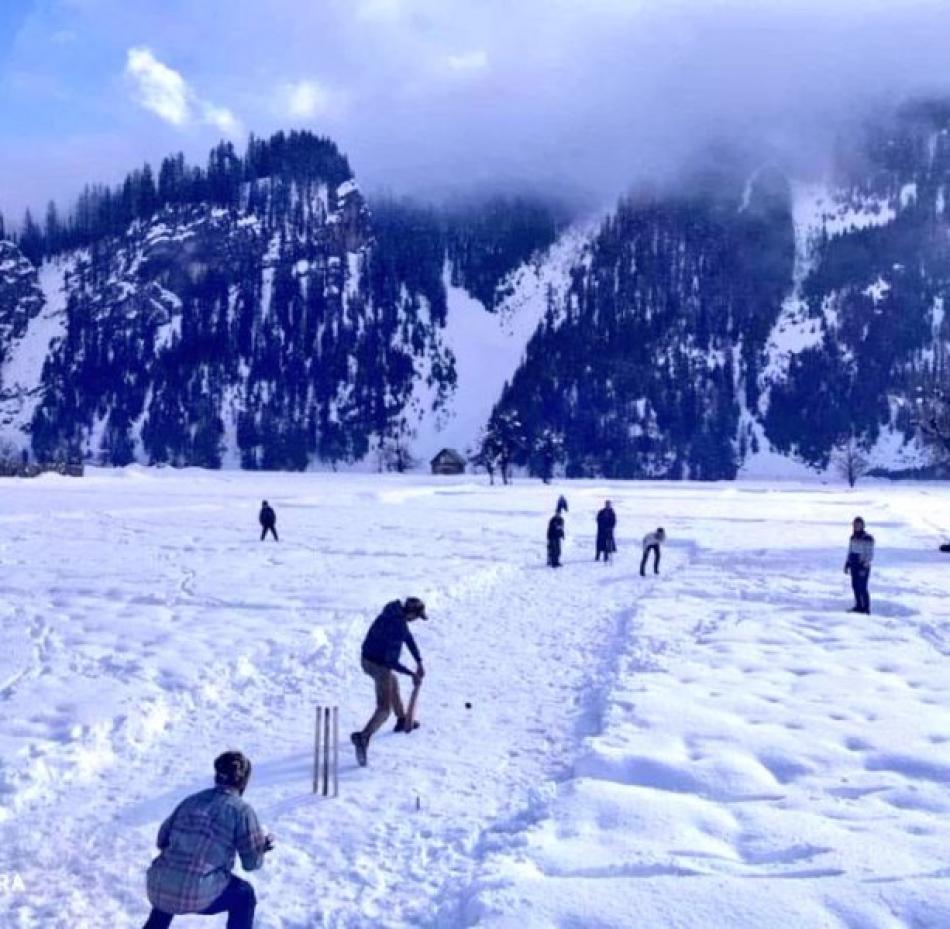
[146,786,268,914]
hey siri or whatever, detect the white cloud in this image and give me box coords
[124,46,242,136]
[446,50,488,72]
[201,102,242,136]
[284,80,333,119]
[125,46,190,126]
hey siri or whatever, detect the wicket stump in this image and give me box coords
[313,705,339,797]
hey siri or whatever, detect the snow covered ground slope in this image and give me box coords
[1,470,948,928]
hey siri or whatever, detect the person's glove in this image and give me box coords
[264,834,276,853]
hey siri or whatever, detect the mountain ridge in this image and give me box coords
[1,112,948,477]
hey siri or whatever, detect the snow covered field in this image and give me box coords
[1,469,948,929]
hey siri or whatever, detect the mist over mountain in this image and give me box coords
[0,96,948,478]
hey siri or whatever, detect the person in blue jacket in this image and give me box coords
[351,597,427,766]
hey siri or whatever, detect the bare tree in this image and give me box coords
[0,439,20,476]
[832,435,870,487]
[468,432,500,485]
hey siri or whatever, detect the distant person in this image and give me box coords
[259,500,278,541]
[595,500,617,563]
[640,527,666,576]
[556,494,569,515]
[351,597,427,767]
[141,751,274,929]
[547,512,566,568]
[844,516,874,614]
[940,543,950,553]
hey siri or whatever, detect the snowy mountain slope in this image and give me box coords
[410,225,593,461]
[747,178,940,476]
[0,470,947,927]
[3,110,950,477]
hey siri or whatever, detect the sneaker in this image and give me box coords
[350,731,367,767]
[394,717,406,733]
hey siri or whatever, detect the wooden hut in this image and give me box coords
[430,448,466,475]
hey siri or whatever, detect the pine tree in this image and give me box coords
[483,410,525,485]
[44,201,61,253]
[532,428,564,483]
[19,208,43,265]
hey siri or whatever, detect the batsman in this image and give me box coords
[351,597,427,767]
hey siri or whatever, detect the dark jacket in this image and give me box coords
[361,600,421,676]
[547,514,565,544]
[596,507,617,553]
[259,504,276,528]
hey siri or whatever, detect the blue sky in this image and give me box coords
[2,1,950,222]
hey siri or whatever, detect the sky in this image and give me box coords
[2,0,950,222]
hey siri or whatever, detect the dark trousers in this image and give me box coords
[851,567,870,614]
[143,877,257,929]
[595,532,615,562]
[547,540,562,567]
[260,525,278,541]
[640,544,660,575]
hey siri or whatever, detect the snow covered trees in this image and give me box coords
[471,412,525,484]
[915,386,950,462]
[532,429,565,483]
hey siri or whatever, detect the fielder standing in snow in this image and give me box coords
[844,516,875,614]
[258,500,278,542]
[595,500,617,563]
[547,512,565,567]
[351,597,427,766]
[640,527,666,576]
[140,751,274,929]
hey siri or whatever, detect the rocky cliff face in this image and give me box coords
[0,242,44,368]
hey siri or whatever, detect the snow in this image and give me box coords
[0,259,69,441]
[412,226,593,460]
[864,276,890,304]
[1,469,948,928]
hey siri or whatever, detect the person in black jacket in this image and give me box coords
[258,501,278,542]
[595,500,617,563]
[351,597,427,766]
[547,513,565,567]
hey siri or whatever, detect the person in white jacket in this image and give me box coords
[640,528,666,576]
[844,516,875,614]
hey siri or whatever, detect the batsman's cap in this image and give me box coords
[214,750,252,788]
[404,596,428,620]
